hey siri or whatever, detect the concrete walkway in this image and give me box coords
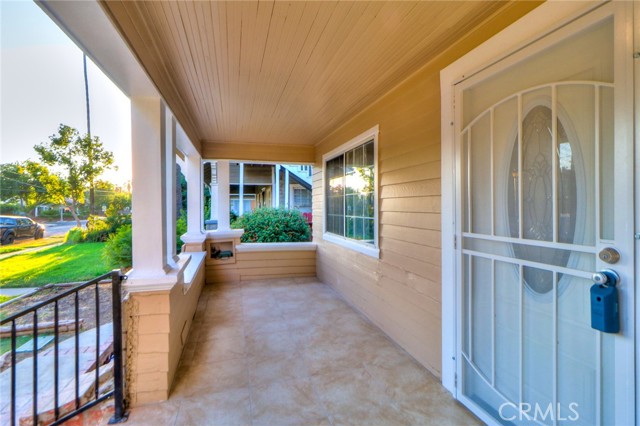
[0,288,39,297]
[0,242,63,261]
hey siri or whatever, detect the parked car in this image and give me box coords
[0,216,45,245]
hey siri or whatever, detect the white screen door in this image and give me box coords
[454,4,634,425]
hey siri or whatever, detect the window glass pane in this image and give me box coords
[325,139,375,244]
[326,155,345,236]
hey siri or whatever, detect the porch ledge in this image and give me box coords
[179,251,206,293]
[125,255,191,293]
[180,232,206,244]
[236,242,317,252]
[206,229,244,240]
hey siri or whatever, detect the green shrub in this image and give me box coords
[229,210,238,225]
[176,211,187,253]
[105,194,131,234]
[0,202,23,215]
[233,208,311,243]
[38,209,74,221]
[64,227,85,244]
[84,216,111,242]
[103,224,132,269]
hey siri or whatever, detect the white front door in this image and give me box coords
[454,4,635,425]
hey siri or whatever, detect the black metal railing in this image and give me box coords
[0,270,128,425]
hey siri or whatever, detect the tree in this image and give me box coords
[79,133,115,215]
[0,161,56,215]
[88,179,117,214]
[35,124,114,227]
[0,163,30,205]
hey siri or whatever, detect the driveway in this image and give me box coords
[43,220,87,237]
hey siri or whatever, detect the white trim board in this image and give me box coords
[439,0,605,396]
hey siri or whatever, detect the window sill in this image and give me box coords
[322,233,380,259]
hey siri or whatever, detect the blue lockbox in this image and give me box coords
[590,282,619,333]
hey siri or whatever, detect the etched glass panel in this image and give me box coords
[508,105,577,294]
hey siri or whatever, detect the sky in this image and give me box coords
[0,0,132,186]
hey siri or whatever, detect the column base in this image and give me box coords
[180,232,207,252]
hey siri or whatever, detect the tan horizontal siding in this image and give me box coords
[380,162,440,186]
[235,251,315,261]
[205,246,316,284]
[380,224,441,247]
[235,258,315,269]
[239,266,315,278]
[312,2,540,376]
[380,212,441,231]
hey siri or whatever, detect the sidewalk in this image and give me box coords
[0,242,63,261]
[0,288,38,298]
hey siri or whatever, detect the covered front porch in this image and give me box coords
[33,1,637,425]
[125,277,478,426]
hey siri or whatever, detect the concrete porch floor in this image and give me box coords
[125,277,480,426]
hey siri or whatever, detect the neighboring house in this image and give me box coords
[203,162,312,228]
[36,2,637,425]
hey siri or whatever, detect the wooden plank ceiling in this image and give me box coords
[101,1,506,148]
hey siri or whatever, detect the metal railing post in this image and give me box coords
[109,270,128,424]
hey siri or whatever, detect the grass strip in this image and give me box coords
[0,243,109,288]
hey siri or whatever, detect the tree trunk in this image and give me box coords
[90,186,95,216]
[68,202,82,228]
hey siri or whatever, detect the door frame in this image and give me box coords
[440,1,636,423]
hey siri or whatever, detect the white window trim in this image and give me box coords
[322,125,380,259]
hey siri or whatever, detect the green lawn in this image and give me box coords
[0,295,15,304]
[0,335,31,355]
[0,236,64,255]
[0,243,110,288]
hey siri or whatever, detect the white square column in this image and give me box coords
[165,114,179,266]
[129,97,172,277]
[215,160,231,231]
[180,152,206,251]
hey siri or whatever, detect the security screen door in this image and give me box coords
[455,4,634,426]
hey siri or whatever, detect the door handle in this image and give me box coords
[590,269,620,333]
[591,269,620,287]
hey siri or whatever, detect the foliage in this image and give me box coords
[0,202,23,215]
[232,208,311,243]
[87,180,118,214]
[103,224,132,269]
[0,161,59,215]
[230,210,239,224]
[79,135,115,215]
[178,168,187,214]
[176,211,187,253]
[105,193,131,233]
[203,186,211,222]
[64,227,85,244]
[0,242,109,288]
[37,209,74,221]
[34,124,115,226]
[84,216,111,242]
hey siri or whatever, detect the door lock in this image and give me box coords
[598,247,620,265]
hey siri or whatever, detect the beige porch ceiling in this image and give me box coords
[100,1,509,150]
